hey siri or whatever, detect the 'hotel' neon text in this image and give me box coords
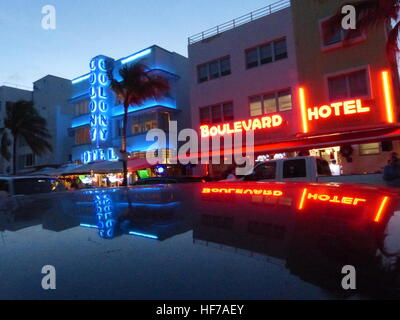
[307,99,370,121]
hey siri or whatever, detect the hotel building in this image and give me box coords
[69,45,189,182]
[188,0,399,177]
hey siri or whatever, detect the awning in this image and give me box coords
[127,158,154,171]
[66,161,123,175]
[253,126,400,154]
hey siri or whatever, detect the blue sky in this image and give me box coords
[0,0,275,88]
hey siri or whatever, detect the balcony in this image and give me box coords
[188,0,290,45]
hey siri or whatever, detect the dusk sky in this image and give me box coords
[0,0,275,89]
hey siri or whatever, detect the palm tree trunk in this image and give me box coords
[121,103,129,186]
[12,135,17,175]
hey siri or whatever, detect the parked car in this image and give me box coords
[243,156,387,186]
[0,175,66,196]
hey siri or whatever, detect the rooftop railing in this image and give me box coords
[188,0,291,45]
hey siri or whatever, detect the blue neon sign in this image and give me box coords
[82,148,119,164]
[89,56,113,148]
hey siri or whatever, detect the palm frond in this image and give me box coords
[4,100,52,157]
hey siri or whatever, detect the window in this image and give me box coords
[211,105,222,123]
[260,43,273,64]
[209,61,220,79]
[263,94,277,114]
[328,69,369,101]
[116,119,123,137]
[246,48,259,69]
[200,107,211,124]
[199,102,234,124]
[222,102,234,121]
[246,38,287,69]
[359,143,380,155]
[74,100,89,116]
[321,19,363,48]
[75,127,90,145]
[277,90,292,111]
[220,57,231,76]
[283,159,306,178]
[250,96,263,117]
[253,162,277,180]
[274,39,288,60]
[130,113,157,135]
[249,89,292,116]
[25,154,35,167]
[197,64,208,83]
[197,56,231,83]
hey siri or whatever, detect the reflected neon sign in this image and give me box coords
[200,114,283,138]
[202,188,283,197]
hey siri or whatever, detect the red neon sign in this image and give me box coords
[298,70,395,134]
[298,189,367,210]
[202,188,283,197]
[200,114,283,138]
[307,99,370,121]
[382,70,395,124]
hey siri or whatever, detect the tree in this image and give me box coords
[0,100,52,175]
[325,0,399,57]
[108,63,170,186]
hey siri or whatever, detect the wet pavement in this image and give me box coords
[1,182,400,299]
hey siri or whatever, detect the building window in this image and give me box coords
[222,102,234,121]
[321,18,363,48]
[115,119,123,137]
[130,113,157,135]
[328,69,369,101]
[199,107,211,124]
[18,154,35,168]
[74,100,90,116]
[199,102,234,124]
[245,38,287,69]
[359,143,380,156]
[75,127,90,145]
[197,56,231,83]
[249,89,292,116]
[25,154,35,167]
[274,39,288,60]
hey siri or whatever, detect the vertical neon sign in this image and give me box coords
[94,192,116,239]
[89,56,113,148]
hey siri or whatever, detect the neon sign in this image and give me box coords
[307,99,370,121]
[298,70,396,134]
[82,148,119,164]
[304,192,367,206]
[95,193,115,239]
[200,114,283,138]
[89,56,112,147]
[202,188,283,197]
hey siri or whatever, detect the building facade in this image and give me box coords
[0,76,72,174]
[69,45,190,181]
[188,0,399,177]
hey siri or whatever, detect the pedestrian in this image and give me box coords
[383,152,400,182]
[329,160,341,176]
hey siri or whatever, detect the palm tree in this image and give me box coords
[325,0,399,57]
[108,63,170,187]
[0,100,52,175]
